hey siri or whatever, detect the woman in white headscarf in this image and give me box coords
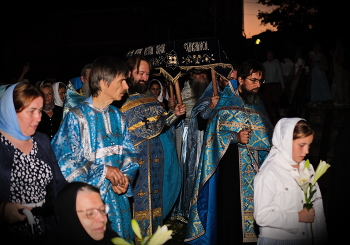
[52,82,67,107]
[148,79,170,111]
[254,118,328,245]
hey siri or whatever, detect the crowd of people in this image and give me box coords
[0,40,347,245]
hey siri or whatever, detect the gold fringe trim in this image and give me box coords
[153,63,233,84]
[134,207,162,220]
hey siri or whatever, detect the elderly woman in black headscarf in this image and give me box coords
[41,181,119,245]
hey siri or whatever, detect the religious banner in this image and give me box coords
[125,37,233,84]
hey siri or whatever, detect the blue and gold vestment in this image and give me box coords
[120,91,181,238]
[177,80,239,220]
[185,82,273,244]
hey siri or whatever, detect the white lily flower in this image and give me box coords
[111,237,132,245]
[148,225,173,245]
[304,159,311,169]
[293,159,330,244]
[312,160,331,186]
[131,219,143,240]
[111,219,172,245]
[294,165,313,192]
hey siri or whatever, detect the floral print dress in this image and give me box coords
[1,133,53,237]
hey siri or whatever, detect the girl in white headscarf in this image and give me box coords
[52,82,67,107]
[254,118,328,245]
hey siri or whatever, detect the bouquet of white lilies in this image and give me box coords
[294,159,330,244]
[294,159,330,210]
[112,219,173,245]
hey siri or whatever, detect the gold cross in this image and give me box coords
[138,158,145,167]
[153,156,160,164]
[137,189,146,199]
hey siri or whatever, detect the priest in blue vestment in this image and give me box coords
[185,60,273,245]
[173,74,238,221]
[119,54,186,240]
[51,56,139,242]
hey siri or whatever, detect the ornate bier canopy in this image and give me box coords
[125,37,233,85]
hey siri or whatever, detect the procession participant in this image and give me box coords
[185,60,273,245]
[254,118,328,245]
[51,56,139,241]
[120,54,186,240]
[40,181,119,245]
[63,63,92,119]
[172,65,238,222]
[0,82,67,244]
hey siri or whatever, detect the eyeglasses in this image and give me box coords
[246,77,265,84]
[77,204,110,219]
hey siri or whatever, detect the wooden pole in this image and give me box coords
[168,81,174,100]
[211,67,218,96]
[168,82,176,110]
[168,81,175,110]
[174,79,183,105]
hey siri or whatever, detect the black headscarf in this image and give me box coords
[47,181,119,245]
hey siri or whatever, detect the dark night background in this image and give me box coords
[0,0,344,85]
[0,1,346,244]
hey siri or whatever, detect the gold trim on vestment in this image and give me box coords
[120,97,157,113]
[134,207,162,220]
[128,115,162,132]
[133,130,163,147]
[68,80,84,95]
[147,139,153,233]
